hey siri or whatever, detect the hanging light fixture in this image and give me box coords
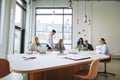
[68,0,72,8]
[84,0,88,23]
[52,0,55,15]
[77,0,79,24]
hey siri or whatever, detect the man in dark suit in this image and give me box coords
[84,40,94,51]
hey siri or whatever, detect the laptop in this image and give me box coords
[37,46,47,54]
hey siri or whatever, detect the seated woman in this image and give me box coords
[28,36,42,53]
[84,40,94,51]
[96,38,109,56]
[76,38,85,50]
[54,39,65,51]
[77,37,85,47]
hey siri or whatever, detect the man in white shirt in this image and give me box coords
[46,30,56,50]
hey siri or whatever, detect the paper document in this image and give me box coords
[65,55,91,61]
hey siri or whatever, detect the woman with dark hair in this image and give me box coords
[76,38,85,51]
[96,38,109,56]
[77,38,84,46]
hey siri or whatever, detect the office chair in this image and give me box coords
[0,58,10,78]
[73,58,101,80]
[0,58,23,80]
[99,52,116,77]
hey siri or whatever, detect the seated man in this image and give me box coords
[84,40,94,51]
[54,39,65,51]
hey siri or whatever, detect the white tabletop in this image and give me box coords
[7,51,109,73]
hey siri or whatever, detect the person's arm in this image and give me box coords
[96,46,102,54]
[89,44,94,50]
[77,41,79,46]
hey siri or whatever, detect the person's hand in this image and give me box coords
[48,49,53,52]
[52,45,55,48]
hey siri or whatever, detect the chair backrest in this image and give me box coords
[86,58,101,79]
[0,58,10,78]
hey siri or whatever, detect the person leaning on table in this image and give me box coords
[84,40,94,51]
[28,36,42,52]
[46,30,56,51]
[54,39,65,51]
[96,38,109,56]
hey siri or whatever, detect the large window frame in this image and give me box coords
[35,7,73,50]
[14,0,26,54]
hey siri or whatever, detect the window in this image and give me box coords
[14,29,22,53]
[14,0,26,54]
[15,4,23,28]
[36,8,72,50]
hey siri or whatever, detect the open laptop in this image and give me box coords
[37,46,47,54]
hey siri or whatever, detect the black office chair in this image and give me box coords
[99,52,116,77]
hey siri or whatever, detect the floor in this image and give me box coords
[95,60,120,80]
[1,60,120,80]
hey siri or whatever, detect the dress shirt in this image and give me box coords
[96,44,109,56]
[47,34,53,48]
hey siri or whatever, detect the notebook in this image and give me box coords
[65,56,91,61]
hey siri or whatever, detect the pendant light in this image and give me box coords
[52,0,55,15]
[77,0,79,24]
[68,0,72,8]
[84,0,87,23]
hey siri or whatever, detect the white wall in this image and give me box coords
[0,0,1,25]
[72,1,92,47]
[31,0,120,56]
[0,0,1,38]
[91,1,120,56]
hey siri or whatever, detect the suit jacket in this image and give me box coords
[84,44,94,51]
[54,43,65,51]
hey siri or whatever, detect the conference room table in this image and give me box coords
[7,51,109,80]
